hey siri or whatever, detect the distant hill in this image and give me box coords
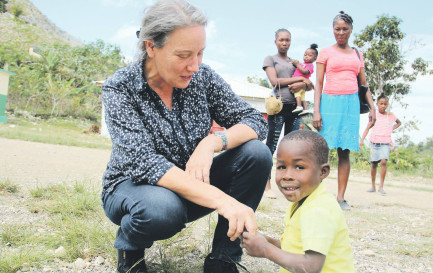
[0,0,82,49]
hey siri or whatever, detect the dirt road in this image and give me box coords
[0,138,110,188]
[1,137,432,211]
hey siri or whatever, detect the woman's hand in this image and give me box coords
[313,110,322,132]
[288,81,307,93]
[185,135,220,184]
[216,197,257,241]
[241,231,269,258]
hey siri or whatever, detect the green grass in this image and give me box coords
[0,179,19,193]
[0,182,222,272]
[0,116,112,149]
[0,182,117,272]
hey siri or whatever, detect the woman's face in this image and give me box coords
[149,25,206,89]
[333,20,352,46]
[275,31,291,55]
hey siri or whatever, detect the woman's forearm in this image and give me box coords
[313,83,323,111]
[278,77,306,87]
[314,63,325,112]
[157,166,227,209]
[265,67,309,87]
[158,123,257,208]
[224,124,258,150]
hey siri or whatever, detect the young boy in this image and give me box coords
[241,130,355,273]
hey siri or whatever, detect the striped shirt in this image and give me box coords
[369,111,397,144]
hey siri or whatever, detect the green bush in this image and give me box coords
[0,0,7,13]
[10,3,23,17]
[328,141,433,178]
[2,39,125,121]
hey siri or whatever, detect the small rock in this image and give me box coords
[359,249,375,256]
[74,258,86,269]
[94,256,105,265]
[54,246,66,256]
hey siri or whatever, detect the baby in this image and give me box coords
[291,44,318,116]
[242,130,355,273]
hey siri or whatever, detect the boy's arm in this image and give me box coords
[263,233,281,248]
[266,249,326,273]
[242,232,325,273]
[393,118,401,130]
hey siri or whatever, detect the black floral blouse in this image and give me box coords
[102,60,268,194]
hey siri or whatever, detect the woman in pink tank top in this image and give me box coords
[313,11,376,210]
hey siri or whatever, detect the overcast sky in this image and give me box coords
[30,0,433,144]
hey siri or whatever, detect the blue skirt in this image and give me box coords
[319,92,360,151]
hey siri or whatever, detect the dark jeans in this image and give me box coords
[102,139,272,263]
[266,103,301,156]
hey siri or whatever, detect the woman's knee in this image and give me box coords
[107,186,188,242]
[242,139,272,160]
[126,198,187,241]
[238,140,273,170]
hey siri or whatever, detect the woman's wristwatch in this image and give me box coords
[214,131,228,151]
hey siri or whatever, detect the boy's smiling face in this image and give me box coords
[276,139,330,203]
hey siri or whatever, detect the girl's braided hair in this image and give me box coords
[333,11,353,28]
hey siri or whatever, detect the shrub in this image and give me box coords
[2,39,125,121]
[10,3,23,18]
[0,0,7,13]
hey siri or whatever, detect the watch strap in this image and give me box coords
[214,131,227,151]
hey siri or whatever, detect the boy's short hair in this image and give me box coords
[280,130,329,165]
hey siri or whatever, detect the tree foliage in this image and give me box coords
[247,76,271,89]
[0,0,7,13]
[10,2,23,18]
[354,14,432,107]
[1,40,125,120]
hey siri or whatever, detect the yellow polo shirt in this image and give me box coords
[280,183,355,273]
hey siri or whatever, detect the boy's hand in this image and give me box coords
[241,231,269,258]
[359,141,363,150]
[292,59,299,66]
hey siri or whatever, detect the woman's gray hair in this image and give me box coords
[137,0,208,60]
